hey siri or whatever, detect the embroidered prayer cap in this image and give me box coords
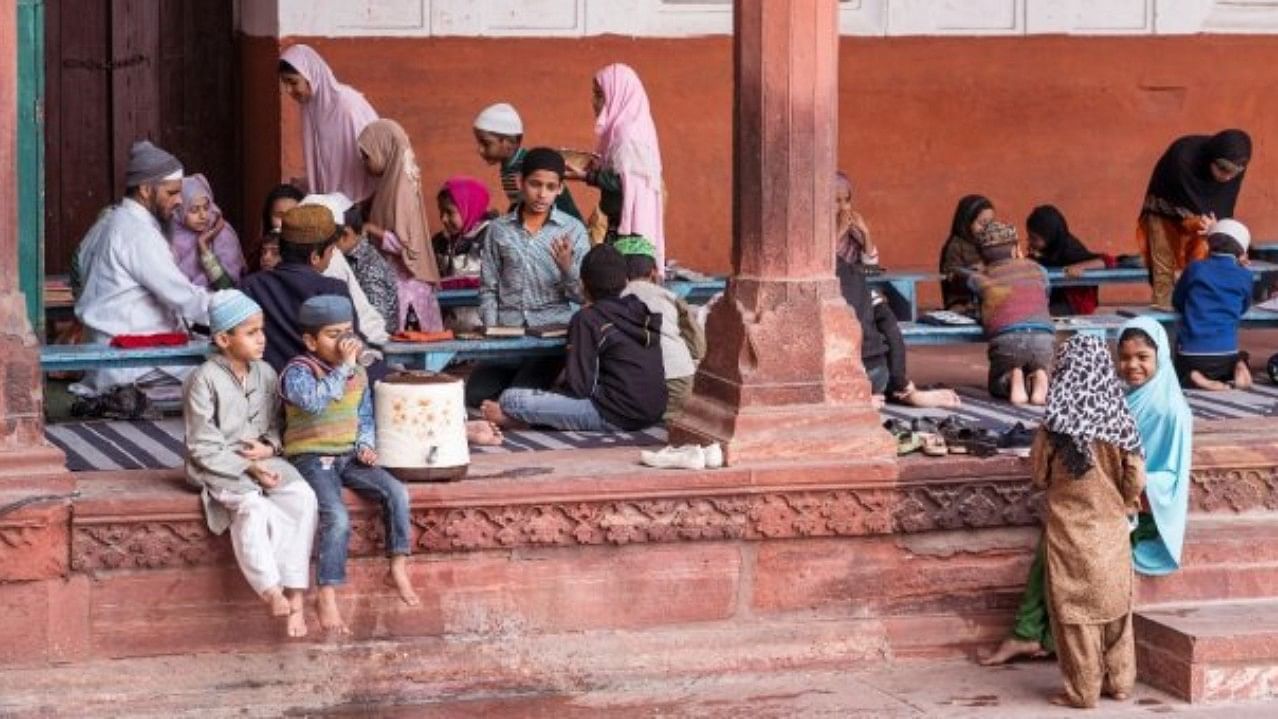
[125,140,183,187]
[974,220,1019,249]
[298,294,354,329]
[208,290,262,336]
[1207,218,1251,252]
[281,204,339,245]
[520,147,566,179]
[473,103,524,137]
[613,235,656,259]
[301,192,355,227]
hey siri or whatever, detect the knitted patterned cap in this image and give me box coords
[208,290,262,335]
[298,294,354,328]
[124,140,183,187]
[975,220,1018,249]
[281,204,338,245]
[613,235,656,259]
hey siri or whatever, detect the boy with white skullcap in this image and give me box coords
[1172,218,1254,390]
[182,290,318,639]
[472,102,583,220]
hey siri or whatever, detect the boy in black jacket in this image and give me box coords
[481,244,666,431]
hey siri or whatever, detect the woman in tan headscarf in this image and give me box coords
[358,119,443,332]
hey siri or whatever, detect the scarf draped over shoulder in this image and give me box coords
[281,44,379,202]
[359,119,440,284]
[594,63,665,269]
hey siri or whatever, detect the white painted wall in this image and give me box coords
[239,0,1278,37]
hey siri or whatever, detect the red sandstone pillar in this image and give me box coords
[670,0,893,465]
[0,0,73,585]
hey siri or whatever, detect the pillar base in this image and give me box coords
[669,278,893,466]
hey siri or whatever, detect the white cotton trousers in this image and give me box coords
[213,480,318,596]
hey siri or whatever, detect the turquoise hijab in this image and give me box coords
[1121,316,1194,576]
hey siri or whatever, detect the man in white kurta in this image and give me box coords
[72,140,209,396]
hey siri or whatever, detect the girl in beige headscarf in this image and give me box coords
[358,119,443,332]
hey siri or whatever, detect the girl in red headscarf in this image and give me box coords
[433,176,494,331]
[432,176,493,284]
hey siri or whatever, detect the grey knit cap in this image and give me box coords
[124,140,183,187]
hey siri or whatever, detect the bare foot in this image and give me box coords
[1049,692,1091,709]
[898,383,962,409]
[1008,368,1029,406]
[316,586,350,635]
[480,400,509,428]
[285,589,308,638]
[1189,370,1230,391]
[978,636,1046,666]
[1105,691,1129,701]
[1234,360,1253,390]
[1028,369,1049,406]
[872,394,886,410]
[387,555,420,607]
[262,586,290,617]
[466,419,504,446]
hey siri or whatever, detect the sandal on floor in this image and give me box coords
[896,431,923,456]
[920,433,948,457]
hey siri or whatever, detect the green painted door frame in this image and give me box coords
[16,0,45,335]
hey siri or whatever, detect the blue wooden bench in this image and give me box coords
[1251,243,1278,263]
[1116,306,1278,327]
[40,341,211,372]
[899,314,1130,346]
[383,336,568,372]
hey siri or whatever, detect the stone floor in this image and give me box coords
[4,650,1276,718]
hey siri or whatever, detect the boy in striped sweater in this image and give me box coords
[281,295,417,635]
[964,221,1055,406]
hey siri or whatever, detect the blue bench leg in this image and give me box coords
[882,279,917,322]
[423,352,456,373]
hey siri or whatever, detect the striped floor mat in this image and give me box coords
[880,382,1278,430]
[45,419,668,473]
[45,383,1278,472]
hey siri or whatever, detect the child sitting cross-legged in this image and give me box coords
[964,220,1054,405]
[481,244,667,432]
[281,295,418,635]
[1172,218,1254,391]
[183,290,318,639]
[615,235,705,421]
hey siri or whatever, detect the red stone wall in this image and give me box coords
[241,34,1278,305]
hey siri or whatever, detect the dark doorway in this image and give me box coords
[43,0,240,275]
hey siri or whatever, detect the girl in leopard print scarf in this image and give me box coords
[1042,334,1143,476]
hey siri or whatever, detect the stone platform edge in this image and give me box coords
[64,429,1278,574]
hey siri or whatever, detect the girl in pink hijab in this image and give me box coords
[279,44,379,202]
[168,174,245,289]
[568,63,666,272]
[433,176,492,281]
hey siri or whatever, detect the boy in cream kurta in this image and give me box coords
[1032,335,1146,709]
[183,290,318,638]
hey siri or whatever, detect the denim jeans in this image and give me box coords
[497,388,618,432]
[291,452,412,586]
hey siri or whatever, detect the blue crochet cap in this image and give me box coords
[208,290,262,335]
[297,294,354,328]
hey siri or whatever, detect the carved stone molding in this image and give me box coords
[70,478,1043,572]
[72,521,232,572]
[1189,465,1278,513]
[68,460,1278,573]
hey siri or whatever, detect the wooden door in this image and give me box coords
[43,0,239,276]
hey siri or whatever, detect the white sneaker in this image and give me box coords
[640,444,706,470]
[702,443,724,469]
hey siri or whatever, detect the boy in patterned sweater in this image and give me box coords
[964,221,1055,406]
[281,295,417,635]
